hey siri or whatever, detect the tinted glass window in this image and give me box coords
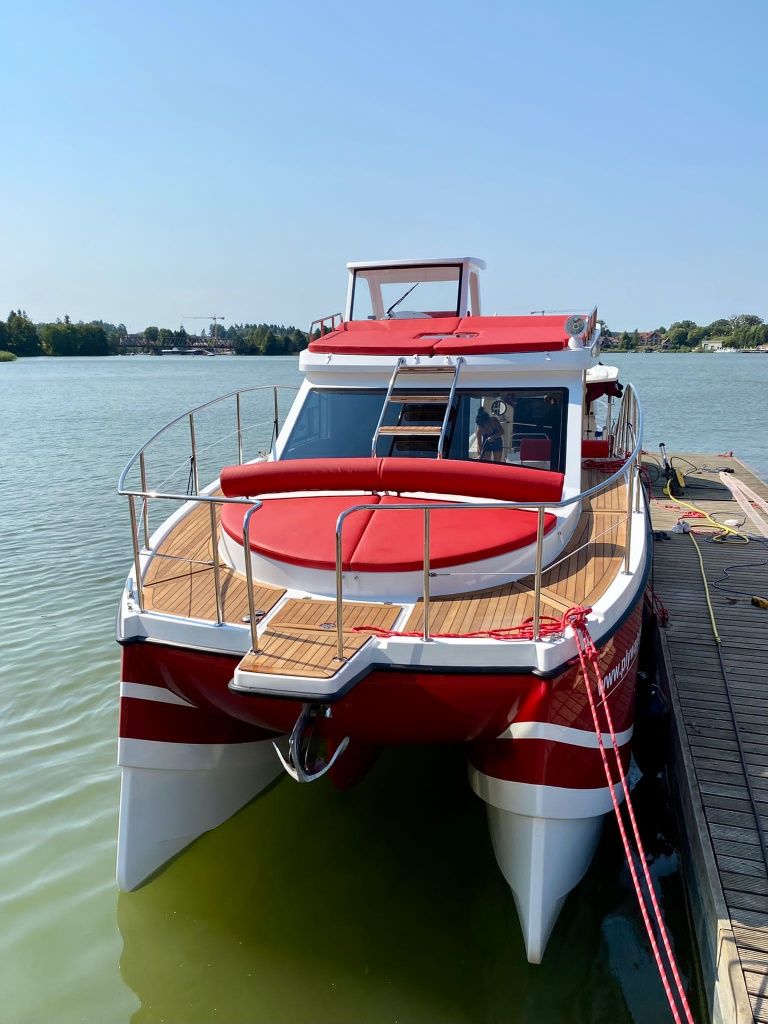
[447,389,567,472]
[281,389,386,460]
[281,387,567,471]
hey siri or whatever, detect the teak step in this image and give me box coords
[236,599,402,679]
[377,425,442,436]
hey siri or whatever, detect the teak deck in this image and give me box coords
[138,467,629,679]
[648,451,768,1024]
[142,501,285,623]
[238,599,401,678]
[404,469,627,633]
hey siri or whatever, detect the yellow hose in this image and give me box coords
[688,532,721,644]
[663,480,749,544]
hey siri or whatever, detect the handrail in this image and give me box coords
[119,382,298,630]
[118,383,299,495]
[309,312,343,340]
[332,383,643,658]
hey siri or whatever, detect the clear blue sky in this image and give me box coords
[1,0,766,333]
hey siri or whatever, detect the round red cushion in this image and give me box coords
[221,494,556,572]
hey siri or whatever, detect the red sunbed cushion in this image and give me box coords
[433,316,570,354]
[220,493,557,571]
[309,318,461,355]
[349,496,557,572]
[220,494,381,571]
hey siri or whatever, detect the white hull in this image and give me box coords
[470,766,625,962]
[117,736,282,891]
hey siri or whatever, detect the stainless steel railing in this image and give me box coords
[120,379,641,665]
[309,312,343,339]
[331,384,643,659]
[119,384,298,643]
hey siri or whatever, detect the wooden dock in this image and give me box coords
[648,452,768,1023]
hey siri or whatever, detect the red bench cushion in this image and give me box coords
[221,457,564,504]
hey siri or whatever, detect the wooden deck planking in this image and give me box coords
[142,499,286,623]
[238,599,401,678]
[405,471,628,634]
[650,451,768,1023]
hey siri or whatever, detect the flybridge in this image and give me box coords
[307,257,599,359]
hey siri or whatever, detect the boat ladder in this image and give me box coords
[371,356,464,459]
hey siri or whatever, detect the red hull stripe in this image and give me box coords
[119,696,273,745]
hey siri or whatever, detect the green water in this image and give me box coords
[3,352,763,1023]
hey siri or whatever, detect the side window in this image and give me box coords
[447,390,567,472]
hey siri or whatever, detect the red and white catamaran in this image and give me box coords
[116,257,647,962]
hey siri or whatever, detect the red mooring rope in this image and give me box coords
[565,608,694,1024]
[353,606,694,1022]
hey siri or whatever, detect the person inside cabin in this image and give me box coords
[475,408,504,462]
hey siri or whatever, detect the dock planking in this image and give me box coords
[648,451,768,1023]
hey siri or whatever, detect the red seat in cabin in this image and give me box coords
[519,438,552,463]
[582,439,611,458]
[219,457,562,572]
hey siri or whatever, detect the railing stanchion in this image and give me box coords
[209,502,223,625]
[139,452,149,548]
[533,507,545,640]
[189,413,199,494]
[606,396,613,444]
[128,495,144,611]
[423,508,431,641]
[273,386,280,444]
[624,466,635,574]
[236,392,243,464]
[335,524,345,660]
[243,505,260,652]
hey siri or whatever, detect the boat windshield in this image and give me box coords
[281,387,567,472]
[350,265,462,320]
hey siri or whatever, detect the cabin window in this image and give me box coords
[281,389,388,460]
[447,389,567,473]
[281,387,567,472]
[350,264,462,320]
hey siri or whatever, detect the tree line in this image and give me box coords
[1,311,122,357]
[139,322,308,355]
[605,313,768,351]
[0,312,309,357]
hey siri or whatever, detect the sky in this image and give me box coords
[0,0,766,333]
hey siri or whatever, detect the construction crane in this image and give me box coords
[183,315,226,348]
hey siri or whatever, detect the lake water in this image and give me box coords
[1,352,765,1024]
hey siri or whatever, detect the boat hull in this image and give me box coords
[117,598,643,960]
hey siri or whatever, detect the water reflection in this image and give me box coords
[117,746,679,1023]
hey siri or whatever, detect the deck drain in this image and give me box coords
[320,622,335,630]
